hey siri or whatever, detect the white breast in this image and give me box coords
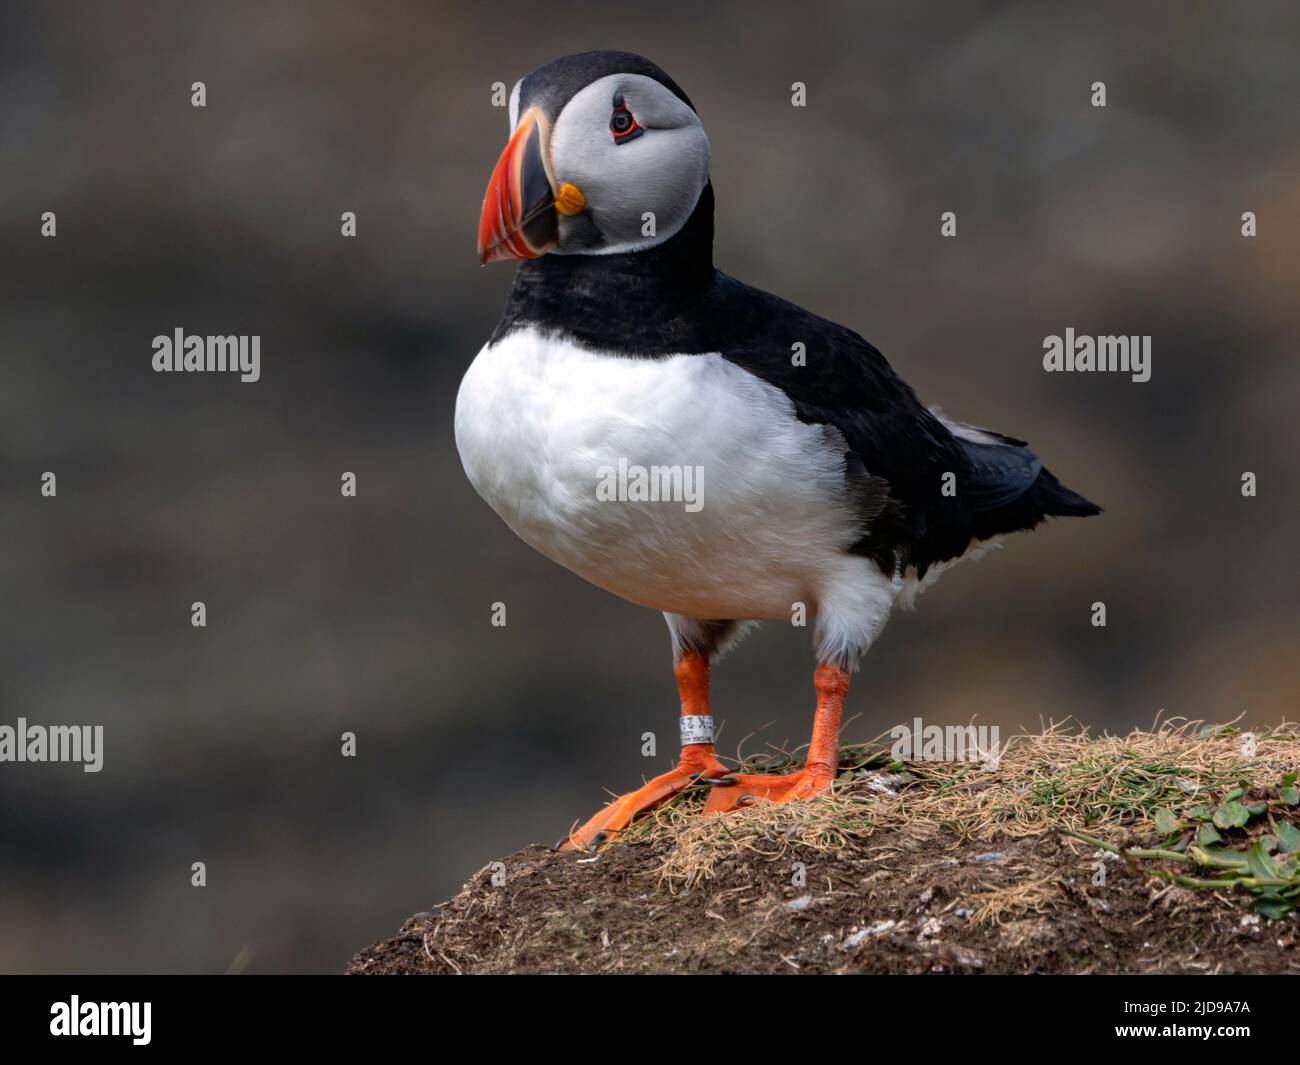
[454,327,863,620]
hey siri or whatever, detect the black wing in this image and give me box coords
[707,274,1093,575]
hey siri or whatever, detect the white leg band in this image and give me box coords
[680,714,714,746]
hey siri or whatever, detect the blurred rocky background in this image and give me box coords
[1,0,1296,972]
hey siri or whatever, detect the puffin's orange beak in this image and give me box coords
[478,109,588,264]
[477,109,561,264]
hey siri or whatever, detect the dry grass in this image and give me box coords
[615,719,1298,909]
[967,876,1061,927]
[353,720,1299,974]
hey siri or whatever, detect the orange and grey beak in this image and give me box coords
[477,109,586,264]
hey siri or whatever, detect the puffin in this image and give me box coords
[455,51,1100,851]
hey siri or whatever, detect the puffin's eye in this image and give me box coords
[610,95,643,144]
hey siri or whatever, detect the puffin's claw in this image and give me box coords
[559,757,836,850]
[559,756,731,852]
[702,768,834,813]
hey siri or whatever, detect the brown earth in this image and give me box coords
[348,725,1300,974]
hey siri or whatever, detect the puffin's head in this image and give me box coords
[477,51,709,264]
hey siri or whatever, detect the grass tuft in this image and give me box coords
[611,719,1298,918]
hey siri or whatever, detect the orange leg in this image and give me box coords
[559,649,731,851]
[703,663,850,813]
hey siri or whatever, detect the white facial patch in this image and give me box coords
[548,73,709,254]
[508,79,521,132]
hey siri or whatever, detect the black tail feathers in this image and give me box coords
[1029,467,1102,518]
[965,445,1101,543]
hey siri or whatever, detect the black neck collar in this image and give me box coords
[490,183,718,353]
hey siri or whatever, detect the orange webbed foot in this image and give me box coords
[559,658,851,848]
[558,750,730,852]
[701,765,836,813]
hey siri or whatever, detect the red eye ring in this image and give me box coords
[610,96,644,143]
